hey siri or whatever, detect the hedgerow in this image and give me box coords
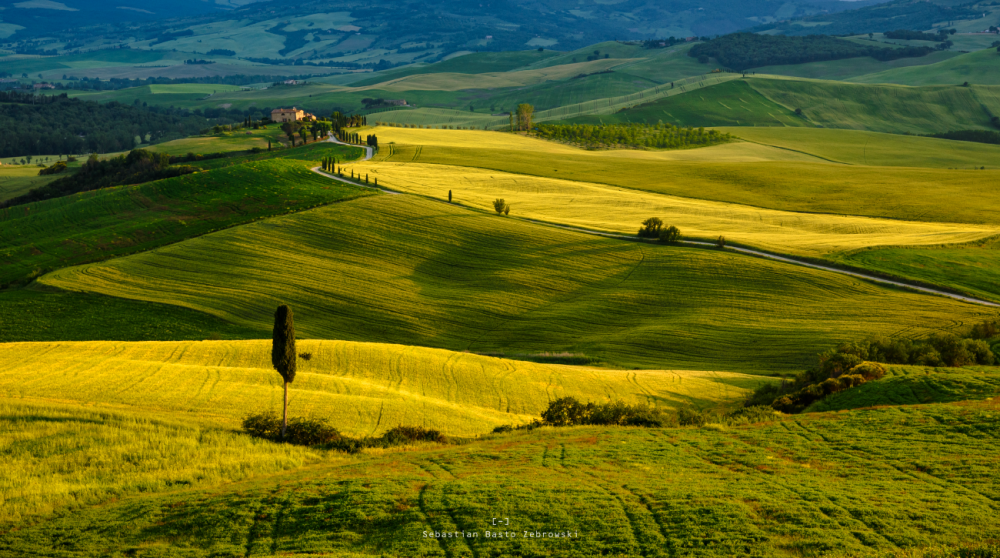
[533,122,731,150]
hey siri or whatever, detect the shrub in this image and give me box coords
[638,217,663,238]
[678,408,707,426]
[659,225,680,244]
[242,412,343,446]
[38,161,67,175]
[380,425,446,445]
[492,198,509,215]
[540,397,670,427]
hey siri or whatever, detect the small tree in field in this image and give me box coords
[504,204,510,216]
[716,235,726,248]
[493,198,509,214]
[659,225,680,244]
[638,217,663,238]
[516,103,534,131]
[272,305,297,439]
[448,190,452,203]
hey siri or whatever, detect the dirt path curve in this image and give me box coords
[310,142,999,308]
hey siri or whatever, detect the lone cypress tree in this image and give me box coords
[272,305,297,439]
[448,190,452,203]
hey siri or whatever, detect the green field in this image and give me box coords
[3,398,999,556]
[563,79,807,127]
[848,48,1000,86]
[8,37,1000,556]
[0,146,366,287]
[0,166,61,203]
[830,241,1000,304]
[717,127,1000,168]
[752,51,960,81]
[747,77,1000,133]
[807,365,1000,412]
[38,194,995,372]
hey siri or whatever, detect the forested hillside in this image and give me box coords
[0,92,222,158]
[689,33,936,70]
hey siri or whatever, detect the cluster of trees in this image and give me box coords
[280,120,331,147]
[206,49,236,56]
[534,122,732,150]
[0,93,214,158]
[884,29,955,41]
[689,33,934,70]
[637,217,680,244]
[492,198,510,215]
[639,37,689,50]
[183,59,215,65]
[0,149,196,209]
[748,320,1000,413]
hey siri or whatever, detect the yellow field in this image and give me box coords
[0,340,765,437]
[354,58,640,92]
[346,159,997,256]
[371,127,1000,226]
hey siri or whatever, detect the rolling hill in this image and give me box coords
[848,47,1000,86]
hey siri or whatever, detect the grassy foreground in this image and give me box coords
[38,195,996,372]
[2,399,999,556]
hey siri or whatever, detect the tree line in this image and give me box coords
[0,150,196,209]
[689,32,935,70]
[534,122,732,150]
[0,93,221,158]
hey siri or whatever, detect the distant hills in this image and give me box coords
[3,0,891,54]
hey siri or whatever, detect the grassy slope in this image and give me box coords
[0,340,766,436]
[847,48,1000,86]
[350,50,561,87]
[373,129,1000,227]
[0,287,262,342]
[752,51,959,81]
[807,365,1000,411]
[0,146,368,286]
[747,77,1000,133]
[717,127,1000,168]
[4,400,999,556]
[830,242,1000,304]
[38,195,994,373]
[562,80,807,127]
[0,400,319,526]
[0,166,60,204]
[350,159,994,257]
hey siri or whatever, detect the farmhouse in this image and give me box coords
[271,107,316,122]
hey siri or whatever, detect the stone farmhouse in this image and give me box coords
[271,107,316,123]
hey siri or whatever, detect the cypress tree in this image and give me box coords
[271,305,297,439]
[448,190,452,203]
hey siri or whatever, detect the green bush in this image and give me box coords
[241,412,343,446]
[658,225,681,244]
[38,161,67,176]
[540,397,670,427]
[638,217,663,238]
